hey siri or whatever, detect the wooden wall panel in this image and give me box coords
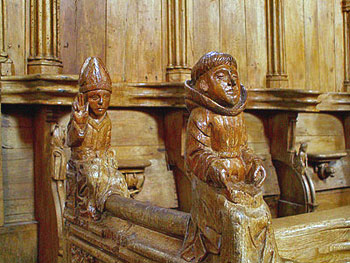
[220,0,248,85]
[304,0,320,90]
[334,0,344,92]
[245,0,267,89]
[318,0,336,92]
[60,0,78,74]
[76,0,106,71]
[6,0,26,75]
[192,0,220,63]
[1,106,34,224]
[295,113,345,153]
[57,0,345,92]
[285,0,305,90]
[0,222,37,263]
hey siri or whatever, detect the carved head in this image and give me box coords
[78,57,112,119]
[300,142,308,152]
[191,51,241,107]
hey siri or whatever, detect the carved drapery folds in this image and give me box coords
[266,0,288,88]
[28,0,62,74]
[0,0,12,76]
[166,0,191,82]
[343,1,350,91]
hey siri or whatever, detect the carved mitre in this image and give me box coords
[78,57,112,93]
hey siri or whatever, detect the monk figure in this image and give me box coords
[181,52,283,262]
[66,57,129,221]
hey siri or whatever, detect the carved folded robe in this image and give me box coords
[182,81,282,262]
[66,114,129,219]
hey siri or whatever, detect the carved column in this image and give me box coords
[166,0,191,82]
[343,1,350,91]
[266,0,288,88]
[27,0,62,74]
[0,0,12,76]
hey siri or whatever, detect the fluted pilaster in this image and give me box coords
[266,0,288,88]
[27,0,62,74]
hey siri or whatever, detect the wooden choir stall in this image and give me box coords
[1,0,350,262]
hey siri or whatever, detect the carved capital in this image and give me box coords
[266,0,288,88]
[28,0,62,74]
[166,0,191,82]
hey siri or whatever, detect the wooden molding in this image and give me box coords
[3,74,350,111]
[27,0,62,74]
[266,0,288,88]
[166,0,191,82]
[343,1,350,91]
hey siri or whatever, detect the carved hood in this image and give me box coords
[184,80,248,116]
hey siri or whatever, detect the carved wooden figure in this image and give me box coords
[66,57,130,221]
[50,124,67,258]
[182,52,282,262]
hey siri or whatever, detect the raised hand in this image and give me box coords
[72,93,89,125]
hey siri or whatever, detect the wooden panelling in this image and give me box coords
[220,0,248,85]
[1,105,34,224]
[2,0,346,92]
[318,0,336,92]
[295,113,345,153]
[285,0,305,90]
[5,0,26,75]
[316,188,350,211]
[304,0,320,90]
[76,0,106,71]
[245,0,267,89]
[0,222,37,263]
[334,0,344,92]
[60,0,78,74]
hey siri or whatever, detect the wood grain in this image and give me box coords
[285,0,305,89]
[6,0,25,75]
[316,188,350,211]
[60,0,78,74]
[192,0,220,63]
[334,0,344,92]
[0,222,37,263]
[304,0,320,90]
[245,0,267,88]
[318,0,336,92]
[76,0,106,72]
[220,0,248,85]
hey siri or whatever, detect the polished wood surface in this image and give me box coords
[181,52,280,262]
[1,0,350,262]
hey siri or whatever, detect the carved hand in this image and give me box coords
[207,159,231,188]
[72,93,89,125]
[251,160,266,188]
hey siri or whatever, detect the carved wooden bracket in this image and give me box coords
[166,0,191,82]
[266,0,288,88]
[308,151,347,180]
[27,0,62,74]
[343,1,350,91]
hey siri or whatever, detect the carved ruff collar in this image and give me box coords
[184,80,247,116]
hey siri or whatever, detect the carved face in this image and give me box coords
[199,64,241,107]
[85,89,111,119]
